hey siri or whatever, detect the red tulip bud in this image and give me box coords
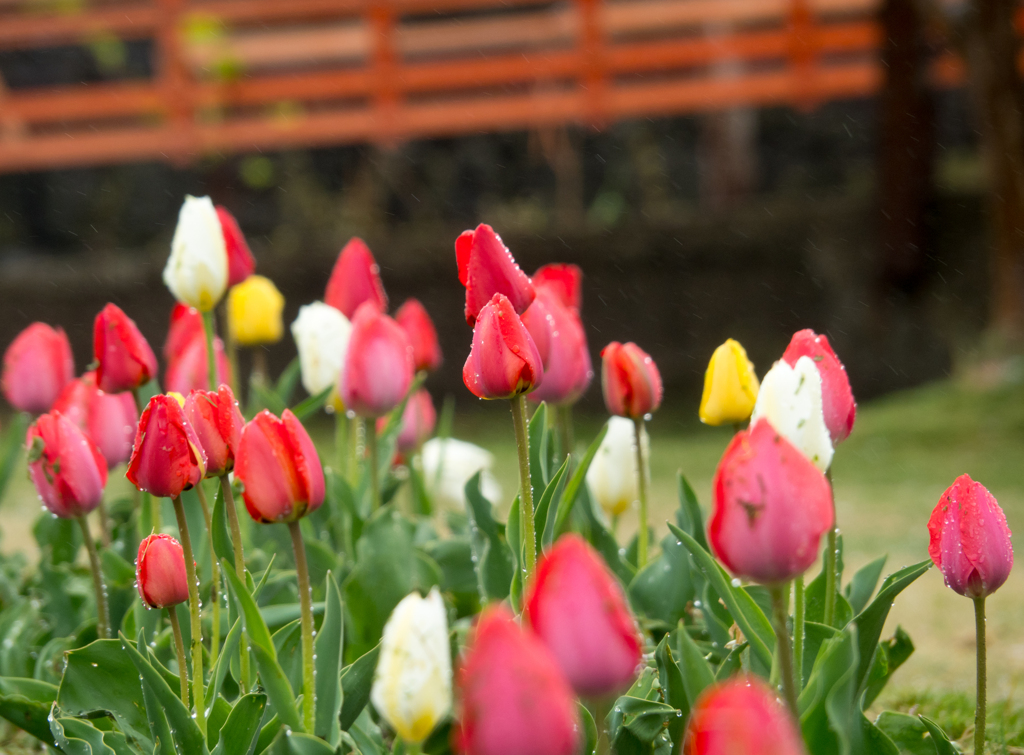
[525,534,642,696]
[235,409,325,523]
[519,293,553,366]
[601,341,663,419]
[165,330,231,395]
[340,303,414,418]
[709,418,834,585]
[2,323,74,414]
[684,676,807,755]
[395,298,443,373]
[183,385,244,477]
[325,238,388,318]
[782,329,856,444]
[52,371,138,467]
[527,290,592,406]
[164,303,203,364]
[533,263,583,312]
[928,474,1013,599]
[93,303,158,394]
[379,387,436,455]
[215,205,256,286]
[126,394,206,498]
[456,224,535,326]
[136,534,190,609]
[456,605,579,755]
[26,411,108,519]
[463,293,544,400]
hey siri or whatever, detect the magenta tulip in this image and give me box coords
[782,329,856,444]
[26,411,108,519]
[2,322,74,414]
[340,302,414,418]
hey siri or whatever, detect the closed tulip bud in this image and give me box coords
[136,534,190,609]
[215,205,256,287]
[325,238,388,318]
[928,474,1013,599]
[53,371,138,467]
[183,385,244,477]
[164,195,229,312]
[163,303,203,364]
[586,416,647,518]
[395,298,443,373]
[525,534,642,696]
[94,303,159,394]
[26,411,108,518]
[227,275,285,346]
[235,409,325,523]
[751,357,833,472]
[519,292,553,366]
[684,676,807,755]
[782,329,856,444]
[709,418,834,585]
[420,437,502,511]
[527,290,593,406]
[533,263,583,312]
[384,388,436,455]
[699,338,759,426]
[371,587,452,744]
[456,224,535,325]
[165,331,231,396]
[601,341,663,419]
[126,394,207,498]
[463,294,544,400]
[455,605,579,755]
[341,303,414,418]
[291,302,352,399]
[2,322,74,414]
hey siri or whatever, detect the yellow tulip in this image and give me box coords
[228,275,285,346]
[699,338,759,425]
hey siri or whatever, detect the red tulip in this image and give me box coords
[94,303,158,394]
[684,676,807,755]
[533,263,583,312]
[2,323,74,414]
[340,302,414,418]
[183,385,244,477]
[456,224,535,325]
[215,205,256,287]
[519,292,553,366]
[26,411,108,519]
[928,474,1013,599]
[165,330,231,396]
[235,409,325,523]
[325,237,388,318]
[782,329,856,444]
[52,371,138,467]
[601,341,663,419]
[126,394,207,498]
[395,298,443,373]
[136,534,190,609]
[463,294,543,400]
[164,303,204,364]
[709,418,834,584]
[379,387,436,455]
[524,534,642,696]
[526,290,592,406]
[456,605,579,755]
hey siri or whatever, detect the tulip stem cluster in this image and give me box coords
[348,416,362,484]
[171,495,206,737]
[975,596,988,755]
[510,395,537,580]
[770,585,800,720]
[367,421,380,511]
[201,310,218,392]
[195,483,221,666]
[793,576,805,685]
[97,500,111,549]
[167,607,189,706]
[77,515,109,640]
[632,418,650,569]
[220,476,250,691]
[288,521,317,734]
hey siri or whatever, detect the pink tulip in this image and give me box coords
[519,292,553,366]
[782,329,856,443]
[395,298,443,373]
[126,394,207,499]
[379,388,436,456]
[215,205,256,287]
[52,371,138,467]
[2,322,74,414]
[533,263,583,312]
[340,302,414,418]
[325,237,388,318]
[456,224,535,325]
[164,303,204,364]
[183,385,244,477]
[165,330,231,396]
[136,534,190,609]
[94,303,158,394]
[463,294,544,400]
[601,341,663,419]
[526,289,592,406]
[26,411,108,518]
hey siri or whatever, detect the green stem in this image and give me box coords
[202,309,218,392]
[348,415,362,484]
[167,607,189,706]
[335,411,348,475]
[794,575,805,687]
[367,420,380,511]
[289,521,316,734]
[770,584,800,720]
[403,742,422,755]
[172,496,206,737]
[510,394,536,581]
[132,389,159,533]
[975,596,987,755]
[823,468,838,627]
[557,404,575,462]
[97,498,111,549]
[633,417,650,569]
[220,476,250,693]
[195,483,221,667]
[78,516,109,639]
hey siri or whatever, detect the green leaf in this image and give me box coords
[577,485,632,584]
[50,714,135,755]
[919,716,957,755]
[0,412,28,507]
[551,422,607,539]
[314,572,344,746]
[339,644,380,731]
[629,534,694,627]
[463,472,514,604]
[284,731,338,754]
[101,549,136,587]
[34,514,81,566]
[674,627,715,706]
[0,677,57,746]
[506,496,523,612]
[801,621,840,690]
[798,627,859,755]
[291,386,333,421]
[844,556,887,615]
[208,697,233,752]
[212,482,233,564]
[275,357,302,407]
[675,473,708,550]
[615,696,680,744]
[578,702,597,755]
[655,636,688,754]
[211,694,267,755]
[875,711,938,755]
[535,458,569,550]
[862,626,915,709]
[135,634,175,755]
[528,403,549,494]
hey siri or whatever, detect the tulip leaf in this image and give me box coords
[577,484,633,584]
[919,716,958,755]
[861,715,901,755]
[211,482,234,564]
[0,411,28,508]
[535,458,568,550]
[210,693,267,755]
[290,385,333,421]
[134,633,175,755]
[874,711,939,755]
[347,707,387,754]
[629,533,695,628]
[528,402,550,494]
[801,621,840,688]
[611,696,680,745]
[655,635,688,752]
[463,472,514,604]
[34,514,81,566]
[844,555,887,616]
[675,473,708,550]
[339,644,380,731]
[797,627,859,755]
[506,495,523,612]
[0,677,58,746]
[862,626,915,709]
[275,357,303,407]
[49,713,135,755]
[673,627,715,704]
[314,572,344,745]
[578,702,598,755]
[551,421,607,540]
[282,730,338,754]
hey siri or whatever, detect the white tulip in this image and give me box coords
[586,416,648,519]
[371,587,452,744]
[163,195,229,311]
[291,301,352,398]
[420,438,502,511]
[751,356,834,472]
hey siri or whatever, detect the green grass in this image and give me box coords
[886,688,1024,753]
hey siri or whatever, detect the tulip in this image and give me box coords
[684,676,807,755]
[183,385,244,477]
[601,341,662,419]
[750,357,833,473]
[533,262,582,312]
[524,534,642,697]
[93,303,159,394]
[164,195,229,312]
[1,322,74,414]
[371,587,452,745]
[291,301,352,399]
[126,394,207,499]
[52,371,138,467]
[215,205,256,287]
[325,237,388,318]
[456,223,535,325]
[782,329,856,444]
[699,338,759,426]
[136,534,189,609]
[227,275,285,347]
[165,330,231,396]
[463,293,544,400]
[164,303,204,364]
[586,416,647,519]
[455,606,579,755]
[420,437,502,511]
[383,388,436,456]
[395,298,443,373]
[519,291,553,366]
[341,302,414,418]
[526,289,592,406]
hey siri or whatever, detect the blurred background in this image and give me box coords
[2,0,1024,724]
